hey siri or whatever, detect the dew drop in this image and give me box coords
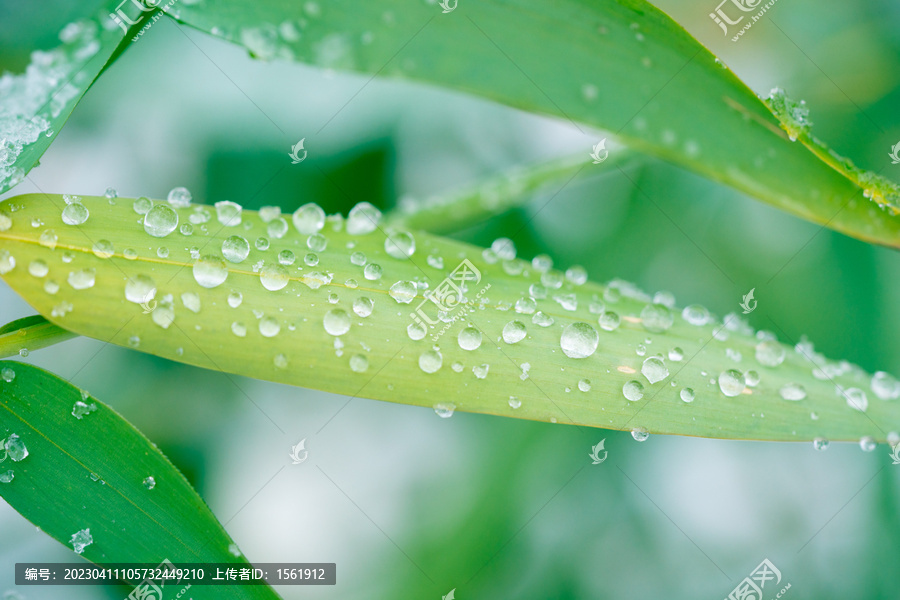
[859,436,876,452]
[631,427,650,442]
[72,400,97,419]
[623,380,644,401]
[307,233,328,252]
[641,303,673,333]
[39,229,58,249]
[755,340,785,367]
[508,396,521,409]
[292,203,325,234]
[278,250,296,266]
[142,476,156,490]
[227,291,243,308]
[231,322,247,337]
[192,255,228,288]
[389,281,417,304]
[779,383,806,401]
[560,322,599,358]
[67,268,96,290]
[385,231,416,259]
[260,263,290,291]
[532,311,554,327]
[143,204,178,237]
[578,378,591,392]
[419,349,442,373]
[222,235,250,263]
[347,202,382,234]
[844,387,868,412]
[473,364,490,379]
[458,327,482,351]
[718,369,745,397]
[267,217,289,239]
[61,202,89,225]
[259,316,281,337]
[680,387,695,403]
[745,370,760,387]
[0,470,13,483]
[407,322,426,341]
[682,304,710,326]
[502,320,527,344]
[599,311,620,331]
[1,367,15,383]
[5,434,28,461]
[641,356,668,384]
[167,186,192,208]
[364,263,383,280]
[433,402,455,417]
[323,309,351,336]
[813,437,829,451]
[67,528,93,555]
[352,297,374,317]
[871,371,900,400]
[215,200,242,226]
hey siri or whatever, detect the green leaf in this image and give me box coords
[0,2,135,195]
[167,0,900,247]
[0,315,77,358]
[0,360,282,599]
[1,193,898,443]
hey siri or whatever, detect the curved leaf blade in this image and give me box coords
[0,2,135,195]
[0,360,281,599]
[167,0,900,247]
[0,315,77,358]
[1,193,898,443]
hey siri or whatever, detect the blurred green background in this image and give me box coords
[1,0,900,598]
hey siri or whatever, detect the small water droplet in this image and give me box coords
[70,528,92,554]
[599,312,620,331]
[193,255,228,288]
[458,327,482,351]
[143,476,156,490]
[433,402,455,417]
[641,303,673,333]
[813,437,829,451]
[859,436,876,452]
[307,233,328,252]
[215,200,243,226]
[71,400,97,419]
[385,231,416,259]
[532,311,554,327]
[578,378,591,392]
[349,353,369,373]
[680,387,695,403]
[347,202,382,234]
[779,383,806,401]
[389,281,417,304]
[259,316,281,337]
[419,349,442,373]
[508,396,521,409]
[267,217,289,239]
[407,322,426,340]
[641,356,668,384]
[473,364,490,379]
[260,263,290,291]
[167,187,192,208]
[631,427,650,442]
[323,309,351,336]
[1,367,15,383]
[5,434,28,461]
[844,387,868,412]
[682,304,710,326]
[364,263,383,280]
[755,340,785,367]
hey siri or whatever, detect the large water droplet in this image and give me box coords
[640,303,673,333]
[347,202,382,234]
[215,201,242,226]
[560,322,599,358]
[292,203,325,234]
[385,231,415,259]
[623,380,644,401]
[67,268,96,290]
[260,263,290,291]
[1,367,15,383]
[143,204,178,238]
[222,235,250,263]
[779,383,806,401]
[133,197,152,214]
[192,255,228,288]
[458,327,482,351]
[364,264,383,280]
[267,217,289,239]
[5,434,28,461]
[389,281,417,304]
[323,309,351,336]
[307,233,328,252]
[167,187,192,208]
[844,387,868,412]
[682,304,710,326]
[419,349,442,373]
[755,340,785,367]
[61,202,89,225]
[259,316,281,337]
[718,369,745,397]
[641,356,668,384]
[502,320,527,344]
[92,240,114,259]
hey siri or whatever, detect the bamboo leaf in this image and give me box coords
[0,360,282,599]
[0,315,77,358]
[166,0,900,247]
[0,2,136,195]
[1,193,897,443]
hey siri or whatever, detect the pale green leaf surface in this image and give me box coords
[167,0,900,247]
[0,360,282,599]
[1,194,898,442]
